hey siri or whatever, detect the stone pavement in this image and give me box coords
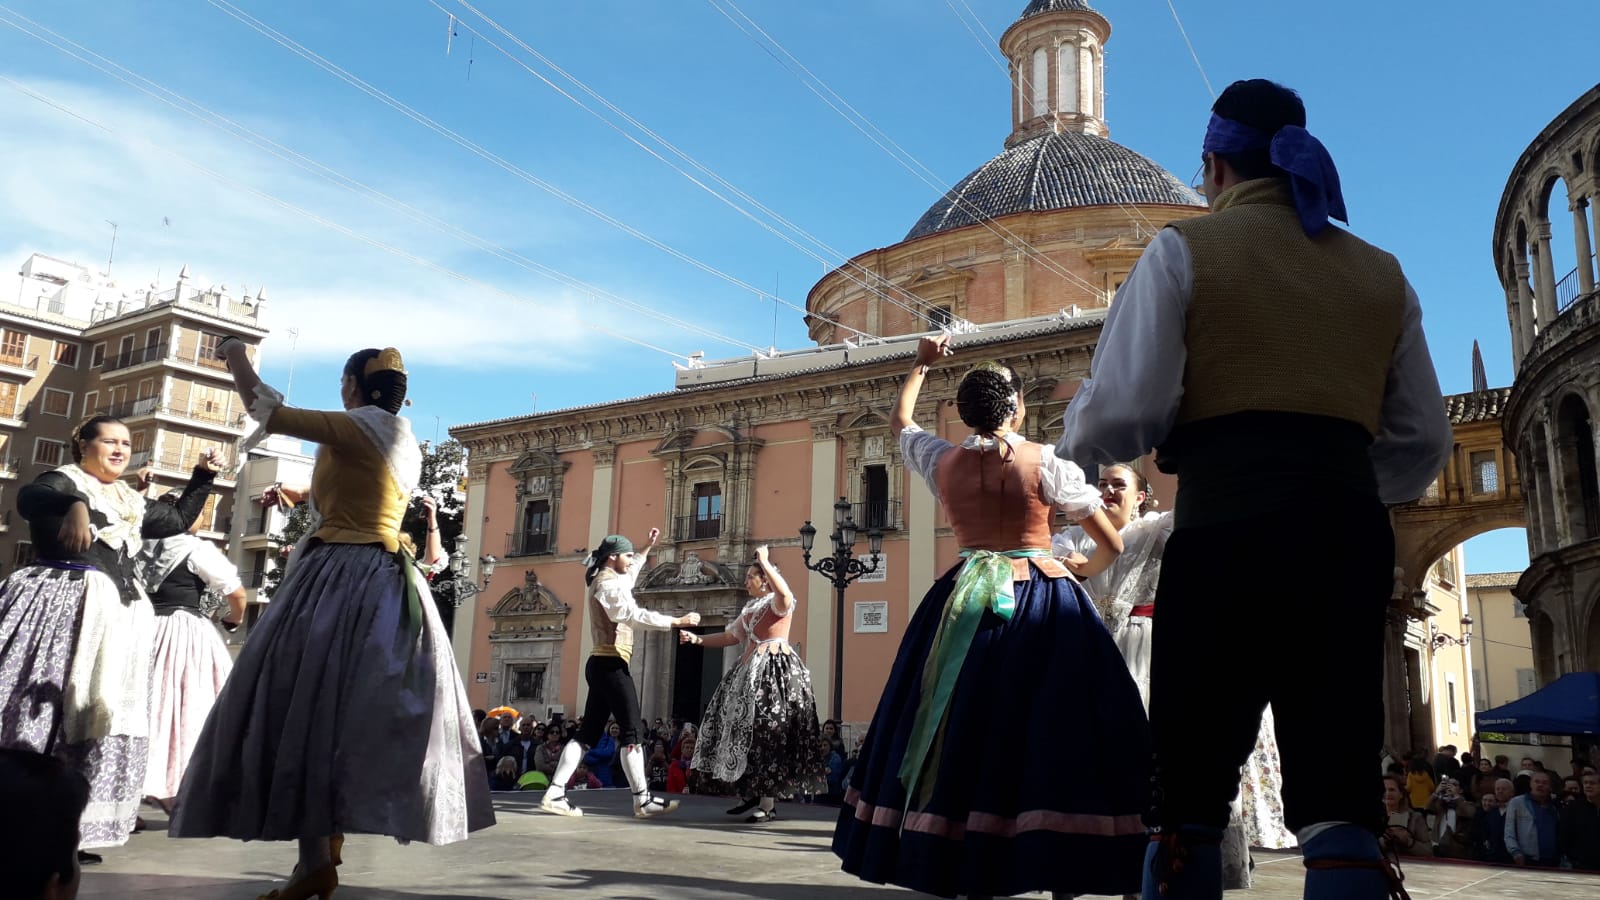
[86,791,1599,898]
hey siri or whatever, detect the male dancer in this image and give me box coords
[1061,79,1451,899]
[540,528,699,818]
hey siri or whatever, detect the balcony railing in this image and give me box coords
[505,530,553,557]
[127,448,237,473]
[852,499,902,531]
[673,514,722,542]
[1556,255,1596,314]
[238,569,266,589]
[0,353,39,372]
[103,342,169,372]
[99,398,245,428]
[0,509,10,531]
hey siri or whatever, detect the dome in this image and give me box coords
[905,131,1204,240]
[1019,0,1098,19]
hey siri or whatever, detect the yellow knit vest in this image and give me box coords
[1168,179,1405,436]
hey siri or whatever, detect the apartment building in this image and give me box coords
[0,252,269,572]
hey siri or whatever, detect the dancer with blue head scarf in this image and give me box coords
[1059,79,1453,900]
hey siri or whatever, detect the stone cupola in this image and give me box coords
[1000,0,1112,146]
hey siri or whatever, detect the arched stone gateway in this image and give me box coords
[1386,388,1525,754]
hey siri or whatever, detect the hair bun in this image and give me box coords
[363,347,406,378]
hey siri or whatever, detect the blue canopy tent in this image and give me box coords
[1475,672,1600,736]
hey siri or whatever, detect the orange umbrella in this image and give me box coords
[487,706,520,720]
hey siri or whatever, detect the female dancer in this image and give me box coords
[172,344,493,900]
[683,545,828,823]
[538,529,700,819]
[0,417,217,856]
[139,488,246,814]
[833,335,1149,899]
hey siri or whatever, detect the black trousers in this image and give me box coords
[1146,493,1393,835]
[577,655,644,748]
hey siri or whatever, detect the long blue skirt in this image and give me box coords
[833,563,1150,897]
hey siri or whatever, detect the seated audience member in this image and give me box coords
[490,756,521,792]
[567,762,601,791]
[0,748,91,900]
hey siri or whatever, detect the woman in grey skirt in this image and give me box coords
[0,416,216,858]
[171,343,493,900]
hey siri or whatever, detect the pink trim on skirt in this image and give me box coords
[844,788,1146,839]
[144,610,232,801]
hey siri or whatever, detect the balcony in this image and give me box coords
[102,342,169,373]
[0,509,10,532]
[0,457,21,479]
[852,499,902,531]
[1556,254,1596,314]
[238,569,266,589]
[128,448,238,475]
[505,530,554,557]
[99,398,247,433]
[673,514,722,543]
[0,353,39,379]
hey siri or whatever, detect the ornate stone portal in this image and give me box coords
[630,555,749,724]
[485,569,572,717]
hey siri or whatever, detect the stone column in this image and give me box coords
[1515,258,1538,338]
[452,461,491,683]
[576,443,617,712]
[906,445,937,619]
[1575,198,1596,295]
[1533,223,1560,323]
[1591,191,1600,294]
[805,418,839,718]
[1542,418,1571,548]
[1381,606,1411,756]
[1004,250,1028,319]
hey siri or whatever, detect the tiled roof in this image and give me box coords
[905,131,1204,240]
[1019,0,1097,19]
[1465,572,1521,589]
[1445,388,1512,424]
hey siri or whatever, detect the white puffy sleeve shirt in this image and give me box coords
[899,425,1103,521]
[590,554,677,631]
[1056,228,1453,506]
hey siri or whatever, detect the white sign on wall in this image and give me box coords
[854,601,889,633]
[856,553,887,583]
[474,672,489,683]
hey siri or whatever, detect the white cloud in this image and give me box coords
[0,75,620,370]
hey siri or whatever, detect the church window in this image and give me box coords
[1469,451,1498,495]
[1030,48,1048,117]
[690,482,722,541]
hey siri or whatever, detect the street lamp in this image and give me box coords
[800,496,884,722]
[444,536,495,638]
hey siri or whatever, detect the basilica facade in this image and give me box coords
[450,0,1207,727]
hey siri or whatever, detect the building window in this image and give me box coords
[515,499,552,555]
[510,666,546,704]
[1445,674,1459,731]
[1471,669,1487,711]
[40,389,72,418]
[130,430,148,454]
[1029,47,1048,117]
[1513,600,1527,619]
[32,438,64,466]
[927,304,953,331]
[1470,450,1499,495]
[1515,668,1537,698]
[1433,556,1457,588]
[82,390,99,418]
[0,330,26,364]
[52,341,78,369]
[1423,478,1441,502]
[256,498,273,535]
[0,382,19,419]
[692,482,722,540]
[145,327,163,349]
[198,332,224,362]
[13,541,35,568]
[862,464,891,529]
[90,342,106,367]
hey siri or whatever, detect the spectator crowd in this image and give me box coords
[471,709,858,804]
[1380,744,1600,871]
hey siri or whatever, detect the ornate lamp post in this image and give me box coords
[800,496,884,722]
[445,535,496,639]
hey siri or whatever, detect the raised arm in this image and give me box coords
[214,337,263,412]
[892,335,951,437]
[421,496,447,567]
[141,451,221,539]
[754,544,796,615]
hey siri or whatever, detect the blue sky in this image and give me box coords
[2,0,1594,573]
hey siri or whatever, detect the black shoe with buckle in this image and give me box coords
[726,797,758,816]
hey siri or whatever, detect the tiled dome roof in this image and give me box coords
[905,131,1204,240]
[1019,0,1098,19]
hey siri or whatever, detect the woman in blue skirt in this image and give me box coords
[833,335,1150,899]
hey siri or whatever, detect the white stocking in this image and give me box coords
[621,744,648,797]
[544,739,584,799]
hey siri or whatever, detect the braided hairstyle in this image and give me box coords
[343,349,407,415]
[955,362,1021,435]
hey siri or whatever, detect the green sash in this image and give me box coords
[897,548,1046,812]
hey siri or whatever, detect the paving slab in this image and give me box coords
[82,791,1600,898]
